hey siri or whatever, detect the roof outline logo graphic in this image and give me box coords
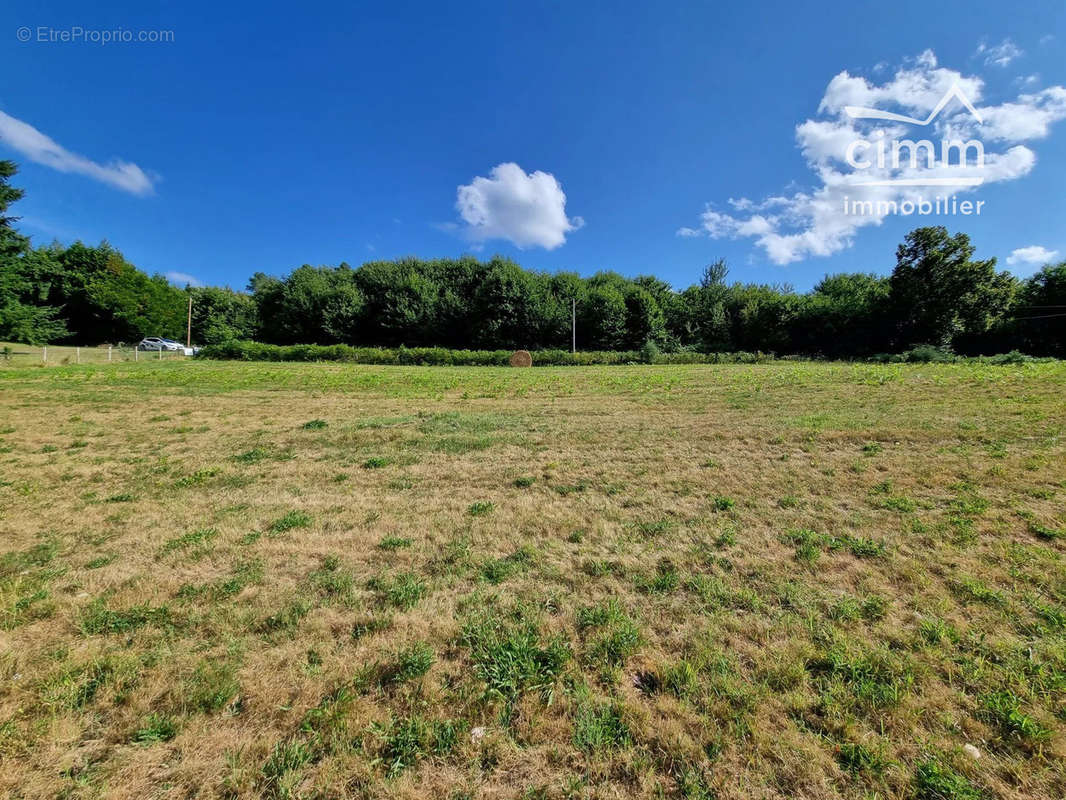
[844,83,983,126]
[841,82,986,187]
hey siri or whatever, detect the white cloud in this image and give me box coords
[978,87,1066,141]
[454,162,583,250]
[165,271,203,287]
[1006,245,1059,266]
[680,51,1066,264]
[0,109,155,195]
[976,39,1023,67]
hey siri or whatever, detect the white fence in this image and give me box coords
[0,344,191,366]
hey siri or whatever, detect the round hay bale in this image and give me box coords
[509,349,533,368]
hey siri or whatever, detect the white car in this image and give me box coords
[138,337,183,352]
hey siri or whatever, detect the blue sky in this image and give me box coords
[2,1,1064,291]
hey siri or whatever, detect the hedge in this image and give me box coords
[195,341,775,365]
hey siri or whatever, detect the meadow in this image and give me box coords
[0,360,1063,800]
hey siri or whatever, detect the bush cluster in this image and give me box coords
[196,341,776,365]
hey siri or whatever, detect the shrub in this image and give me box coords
[639,339,660,364]
[196,341,779,366]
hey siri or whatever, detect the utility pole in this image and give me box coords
[571,298,576,354]
[186,295,193,349]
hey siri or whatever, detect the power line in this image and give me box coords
[1011,313,1066,321]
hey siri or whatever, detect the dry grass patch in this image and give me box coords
[0,360,1063,798]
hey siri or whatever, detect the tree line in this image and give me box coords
[1,160,1063,357]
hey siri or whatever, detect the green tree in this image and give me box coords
[796,273,891,356]
[47,242,185,343]
[621,285,666,349]
[0,162,70,343]
[188,286,258,344]
[469,257,540,349]
[889,227,1016,349]
[579,280,627,350]
[690,260,733,352]
[1015,263,1066,357]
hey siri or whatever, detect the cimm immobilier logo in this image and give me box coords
[842,83,987,217]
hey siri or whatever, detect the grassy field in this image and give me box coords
[0,360,1063,800]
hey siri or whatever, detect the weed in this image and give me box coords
[367,572,428,610]
[711,496,735,512]
[308,556,355,602]
[659,659,699,699]
[176,467,222,487]
[835,740,888,775]
[632,519,675,538]
[1029,522,1063,540]
[573,700,630,753]
[634,558,680,594]
[378,536,413,551]
[461,607,570,713]
[950,577,1004,607]
[261,737,314,791]
[363,456,390,469]
[918,618,957,645]
[370,715,461,777]
[269,510,312,535]
[133,713,178,744]
[301,419,328,430]
[577,599,642,673]
[160,527,219,555]
[979,690,1051,748]
[351,615,393,640]
[377,641,435,687]
[259,599,311,634]
[481,547,535,584]
[807,641,914,710]
[79,600,171,635]
[234,447,269,464]
[468,501,495,516]
[554,482,588,496]
[184,660,240,712]
[513,476,536,488]
[914,758,981,800]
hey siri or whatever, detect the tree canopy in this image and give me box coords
[0,161,1061,357]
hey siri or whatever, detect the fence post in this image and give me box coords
[76,346,80,364]
[42,347,47,363]
[134,347,138,362]
[158,347,162,361]
[108,346,112,363]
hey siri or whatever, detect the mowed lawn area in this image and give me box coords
[0,361,1063,800]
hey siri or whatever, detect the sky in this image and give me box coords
[2,1,1064,292]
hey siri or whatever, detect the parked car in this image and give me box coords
[138,337,183,351]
